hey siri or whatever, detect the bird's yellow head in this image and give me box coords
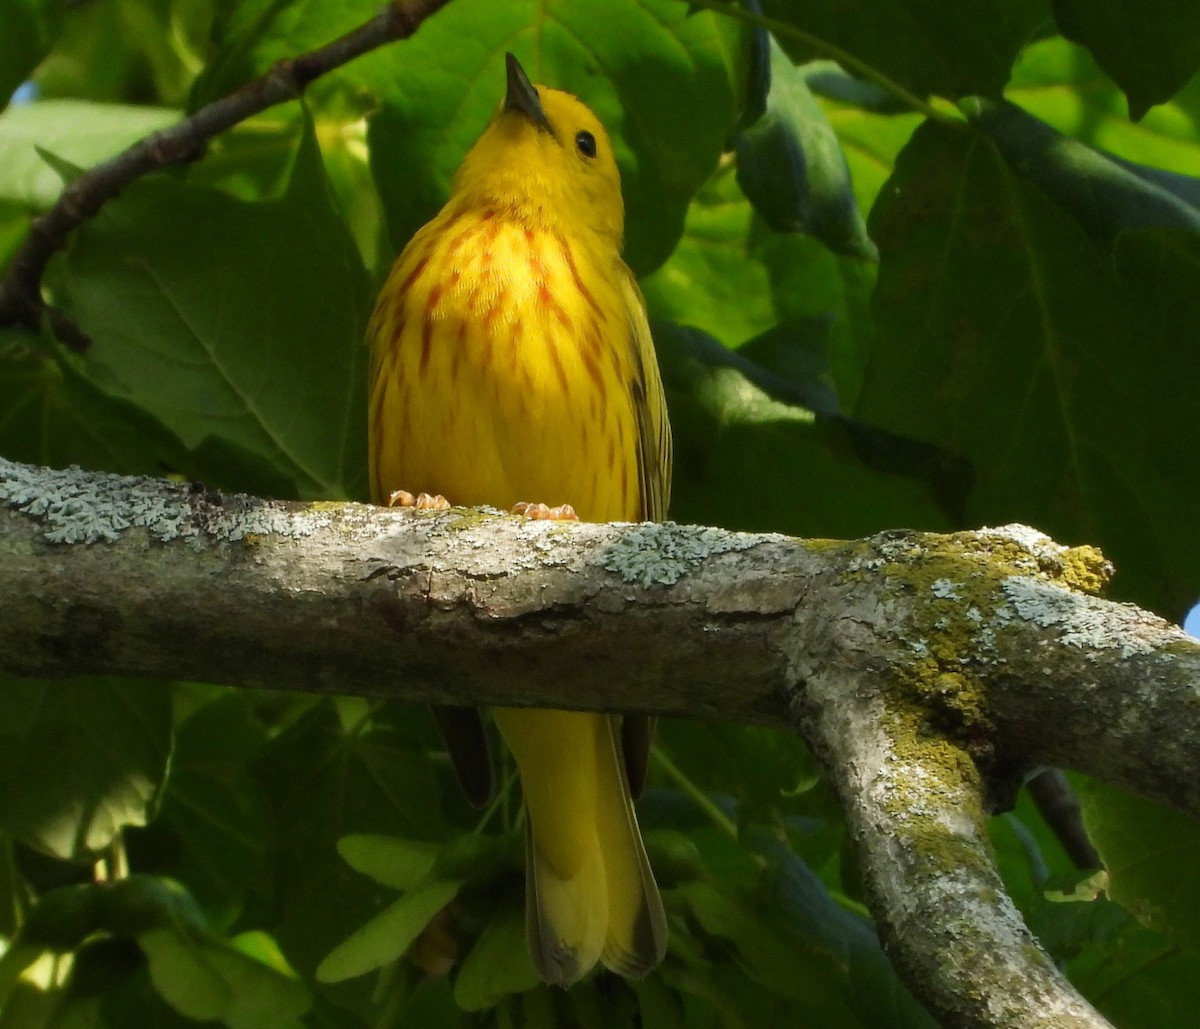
[451,53,625,246]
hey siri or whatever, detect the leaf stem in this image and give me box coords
[652,746,738,839]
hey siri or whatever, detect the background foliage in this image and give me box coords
[1,0,1199,1025]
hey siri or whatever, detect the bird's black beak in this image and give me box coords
[504,52,553,135]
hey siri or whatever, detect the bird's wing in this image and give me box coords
[620,268,672,524]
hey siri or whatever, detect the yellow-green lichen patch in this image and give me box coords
[1057,544,1113,595]
[864,536,1020,739]
[877,707,991,876]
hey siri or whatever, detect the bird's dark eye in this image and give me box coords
[575,130,597,158]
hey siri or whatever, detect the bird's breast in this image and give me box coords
[369,210,641,521]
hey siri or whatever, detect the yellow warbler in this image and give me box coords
[367,54,672,985]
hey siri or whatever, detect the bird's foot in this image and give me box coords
[512,501,578,521]
[389,490,451,511]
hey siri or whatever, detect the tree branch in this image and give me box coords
[4,458,1197,1027]
[0,0,452,335]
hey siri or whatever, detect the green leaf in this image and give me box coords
[640,164,780,349]
[734,42,876,260]
[363,0,746,275]
[0,349,194,478]
[336,835,439,891]
[315,877,461,983]
[1052,0,1200,120]
[19,883,105,952]
[249,700,443,975]
[862,120,1200,618]
[640,159,878,407]
[0,676,172,859]
[966,97,1200,248]
[1008,36,1200,179]
[127,693,268,931]
[747,830,938,1028]
[657,322,954,538]
[100,875,207,939]
[759,0,1048,100]
[1080,782,1200,954]
[678,879,858,1017]
[0,0,63,113]
[140,927,310,1029]
[192,0,378,108]
[0,99,177,209]
[452,901,539,1011]
[62,117,372,501]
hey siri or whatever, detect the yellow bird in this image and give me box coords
[367,54,672,985]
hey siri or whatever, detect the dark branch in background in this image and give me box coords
[3,459,1199,1028]
[1027,769,1102,871]
[0,0,453,341]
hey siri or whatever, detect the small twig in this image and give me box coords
[1027,769,1102,871]
[0,0,453,333]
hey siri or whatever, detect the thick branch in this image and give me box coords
[791,653,1108,1027]
[0,0,452,335]
[4,458,1199,1027]
[1,459,1197,800]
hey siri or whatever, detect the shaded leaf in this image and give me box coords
[0,0,63,113]
[1080,781,1200,954]
[734,41,876,260]
[657,321,955,538]
[760,0,1049,100]
[1052,0,1200,120]
[966,97,1200,248]
[0,676,172,860]
[127,692,268,930]
[862,119,1200,618]
[0,348,194,478]
[249,700,443,975]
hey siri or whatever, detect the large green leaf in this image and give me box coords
[363,0,747,275]
[61,115,371,501]
[127,692,268,931]
[658,322,954,538]
[861,119,1200,618]
[1052,0,1200,120]
[0,676,172,859]
[759,0,1051,100]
